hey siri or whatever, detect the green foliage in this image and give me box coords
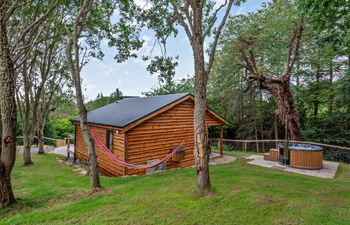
[298,0,350,52]
[212,143,235,152]
[207,0,349,147]
[86,94,113,111]
[44,117,74,139]
[143,75,194,96]
[86,89,124,111]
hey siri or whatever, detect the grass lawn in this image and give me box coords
[1,154,350,225]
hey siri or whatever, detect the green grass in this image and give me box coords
[1,154,350,225]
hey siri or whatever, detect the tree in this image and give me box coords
[298,0,349,52]
[216,1,303,140]
[143,75,194,96]
[65,0,143,189]
[128,0,240,194]
[65,0,101,189]
[14,3,68,163]
[0,0,17,207]
[0,0,57,207]
[299,0,350,117]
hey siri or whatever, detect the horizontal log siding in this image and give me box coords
[206,112,223,126]
[125,99,221,175]
[75,124,125,176]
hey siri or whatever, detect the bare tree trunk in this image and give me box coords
[37,121,45,154]
[328,60,334,114]
[347,55,350,115]
[22,106,33,164]
[192,8,211,193]
[0,112,2,154]
[65,0,100,189]
[0,2,17,207]
[313,64,320,117]
[268,83,300,140]
[274,114,279,148]
[253,91,259,152]
[259,91,265,151]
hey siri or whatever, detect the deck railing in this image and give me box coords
[209,138,350,163]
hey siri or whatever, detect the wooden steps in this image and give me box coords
[263,149,280,162]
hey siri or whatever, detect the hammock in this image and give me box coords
[90,131,185,169]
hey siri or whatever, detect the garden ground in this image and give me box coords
[0,152,349,225]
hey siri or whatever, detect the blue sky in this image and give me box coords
[81,0,268,100]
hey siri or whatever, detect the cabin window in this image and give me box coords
[106,130,113,151]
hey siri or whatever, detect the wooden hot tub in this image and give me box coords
[279,144,323,170]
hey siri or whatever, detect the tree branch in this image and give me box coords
[6,0,31,21]
[206,0,234,75]
[169,0,193,40]
[12,1,58,52]
[283,16,304,81]
[203,0,228,38]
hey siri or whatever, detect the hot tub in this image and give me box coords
[279,143,323,170]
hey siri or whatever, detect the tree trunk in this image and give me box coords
[193,72,210,193]
[274,114,279,148]
[37,121,45,154]
[259,91,265,151]
[65,0,100,189]
[23,137,33,165]
[328,60,334,114]
[0,2,17,207]
[347,55,350,115]
[266,82,300,141]
[192,11,211,193]
[68,53,100,189]
[313,64,320,117]
[22,60,33,165]
[253,91,259,152]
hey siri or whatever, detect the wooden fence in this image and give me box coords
[210,138,350,163]
[16,135,74,147]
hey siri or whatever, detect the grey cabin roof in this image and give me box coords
[72,93,191,128]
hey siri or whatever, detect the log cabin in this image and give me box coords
[71,93,228,176]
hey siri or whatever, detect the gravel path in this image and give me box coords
[17,146,74,157]
[49,146,75,157]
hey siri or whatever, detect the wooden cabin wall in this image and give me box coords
[125,99,224,175]
[75,123,125,176]
[206,112,223,126]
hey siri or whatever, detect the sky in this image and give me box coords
[81,0,269,100]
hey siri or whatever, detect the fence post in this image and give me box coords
[219,126,223,157]
[244,142,247,152]
[66,135,71,161]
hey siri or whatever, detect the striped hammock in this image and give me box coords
[90,131,185,169]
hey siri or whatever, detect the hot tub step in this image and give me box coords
[263,149,280,162]
[263,153,271,161]
[269,149,279,161]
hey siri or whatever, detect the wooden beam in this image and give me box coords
[219,126,223,157]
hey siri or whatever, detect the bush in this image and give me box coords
[45,117,75,139]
